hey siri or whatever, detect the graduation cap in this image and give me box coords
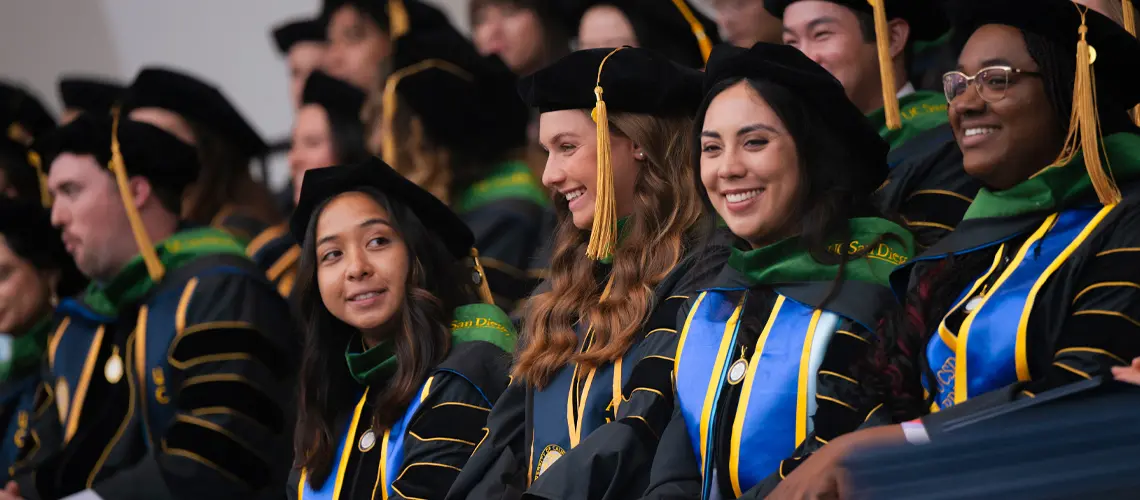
[291,156,496,303]
[575,0,720,68]
[322,0,451,39]
[949,0,1140,205]
[704,42,890,196]
[121,67,268,158]
[272,18,326,55]
[301,70,366,121]
[39,111,200,282]
[765,0,951,131]
[379,24,529,169]
[1,81,56,207]
[57,76,124,118]
[518,47,703,259]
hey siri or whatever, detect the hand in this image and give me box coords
[766,425,905,500]
[0,481,23,500]
[1111,357,1140,386]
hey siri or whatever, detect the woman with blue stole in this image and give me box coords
[640,42,915,500]
[772,1,1140,498]
[446,47,728,500]
[0,198,86,483]
[287,157,516,500]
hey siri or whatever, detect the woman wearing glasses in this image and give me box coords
[770,1,1140,498]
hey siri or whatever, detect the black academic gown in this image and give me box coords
[287,340,511,500]
[461,198,549,314]
[893,182,1140,421]
[641,266,896,500]
[0,375,39,483]
[874,123,982,248]
[246,222,301,298]
[446,241,729,500]
[12,253,298,500]
[845,378,1140,499]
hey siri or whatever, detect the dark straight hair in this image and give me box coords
[690,77,888,277]
[292,187,475,487]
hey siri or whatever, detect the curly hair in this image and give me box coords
[513,111,705,387]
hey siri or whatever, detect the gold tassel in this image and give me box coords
[469,248,495,305]
[1052,7,1120,205]
[585,48,625,261]
[380,59,474,172]
[1124,0,1139,125]
[25,151,51,208]
[669,0,712,64]
[388,0,409,39]
[110,108,166,282]
[867,0,900,130]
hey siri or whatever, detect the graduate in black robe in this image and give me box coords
[0,198,86,483]
[7,112,297,500]
[376,22,549,314]
[640,43,915,500]
[284,158,514,500]
[446,47,729,500]
[770,2,1140,497]
[246,70,370,299]
[764,0,982,247]
[120,67,282,246]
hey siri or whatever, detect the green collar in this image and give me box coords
[727,217,915,288]
[0,315,53,382]
[345,337,398,386]
[964,133,1140,220]
[345,303,518,386]
[82,227,247,317]
[866,90,949,151]
[454,161,548,213]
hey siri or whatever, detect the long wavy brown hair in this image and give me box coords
[514,111,704,387]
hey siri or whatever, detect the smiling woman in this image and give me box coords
[641,42,914,500]
[771,1,1140,498]
[287,158,516,500]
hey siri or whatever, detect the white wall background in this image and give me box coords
[0,0,471,142]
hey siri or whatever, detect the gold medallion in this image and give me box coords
[104,346,123,384]
[358,429,376,452]
[727,359,748,385]
[727,345,749,385]
[536,444,566,478]
[55,378,70,424]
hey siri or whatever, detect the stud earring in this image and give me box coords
[635,152,646,160]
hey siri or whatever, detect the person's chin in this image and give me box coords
[962,153,1003,185]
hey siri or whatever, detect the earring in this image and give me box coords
[635,152,646,161]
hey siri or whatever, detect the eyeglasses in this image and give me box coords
[942,66,1042,103]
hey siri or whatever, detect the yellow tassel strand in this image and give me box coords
[469,248,495,305]
[669,0,712,64]
[388,0,409,39]
[585,48,625,261]
[380,59,473,172]
[26,151,51,208]
[867,0,900,130]
[1052,7,1121,205]
[110,108,166,282]
[1124,0,1139,125]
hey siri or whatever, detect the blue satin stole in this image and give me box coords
[298,380,430,500]
[675,290,839,498]
[925,205,1116,410]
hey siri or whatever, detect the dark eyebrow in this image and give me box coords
[316,217,392,246]
[700,130,721,139]
[737,123,778,136]
[957,58,1015,72]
